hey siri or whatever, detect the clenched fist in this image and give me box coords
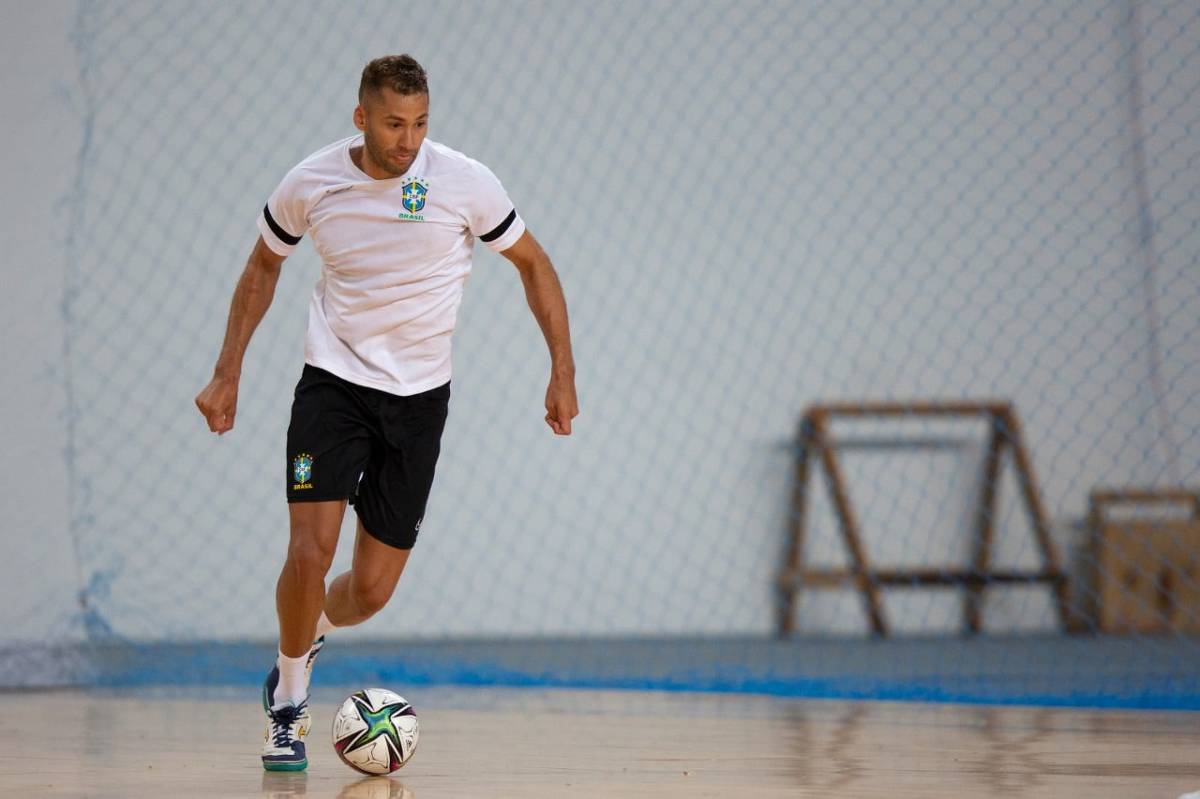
[195,374,240,435]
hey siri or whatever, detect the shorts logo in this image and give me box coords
[399,178,428,221]
[293,453,314,489]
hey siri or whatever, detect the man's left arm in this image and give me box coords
[500,230,579,436]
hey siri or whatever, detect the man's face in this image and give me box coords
[355,88,429,177]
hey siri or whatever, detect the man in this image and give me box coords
[194,54,578,771]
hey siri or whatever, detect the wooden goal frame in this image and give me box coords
[776,401,1071,636]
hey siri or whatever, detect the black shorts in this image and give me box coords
[286,364,450,549]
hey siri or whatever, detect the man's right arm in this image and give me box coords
[194,236,286,435]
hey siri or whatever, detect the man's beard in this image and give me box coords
[364,133,408,177]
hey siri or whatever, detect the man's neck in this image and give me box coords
[350,144,392,181]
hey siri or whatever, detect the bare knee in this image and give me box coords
[285,539,335,583]
[285,501,344,580]
[348,576,396,618]
[285,514,338,580]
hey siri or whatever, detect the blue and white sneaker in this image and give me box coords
[261,701,310,771]
[261,636,326,712]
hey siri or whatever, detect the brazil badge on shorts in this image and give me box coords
[293,452,314,490]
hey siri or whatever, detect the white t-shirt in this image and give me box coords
[256,135,526,396]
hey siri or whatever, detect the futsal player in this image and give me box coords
[194,54,578,770]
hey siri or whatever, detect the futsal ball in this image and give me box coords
[332,688,420,775]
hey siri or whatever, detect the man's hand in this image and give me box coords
[196,236,285,436]
[500,230,578,437]
[195,374,240,435]
[544,373,578,436]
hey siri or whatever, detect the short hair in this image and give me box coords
[359,55,429,104]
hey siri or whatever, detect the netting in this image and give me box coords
[4,0,1198,706]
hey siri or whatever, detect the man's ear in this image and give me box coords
[353,104,366,132]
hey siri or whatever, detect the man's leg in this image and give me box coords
[262,498,346,772]
[323,519,412,627]
[320,381,449,628]
[277,499,346,658]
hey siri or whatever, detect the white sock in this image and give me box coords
[274,650,308,709]
[314,611,337,640]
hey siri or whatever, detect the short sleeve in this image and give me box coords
[256,167,310,256]
[465,161,526,253]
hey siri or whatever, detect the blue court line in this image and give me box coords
[4,636,1198,710]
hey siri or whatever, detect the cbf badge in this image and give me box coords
[399,178,428,219]
[293,453,313,489]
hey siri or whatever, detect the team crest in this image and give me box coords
[400,178,428,214]
[293,453,313,486]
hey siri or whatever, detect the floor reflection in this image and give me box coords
[259,771,414,799]
[782,701,868,791]
[260,770,307,797]
[336,776,415,799]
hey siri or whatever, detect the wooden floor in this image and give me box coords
[1,688,1198,798]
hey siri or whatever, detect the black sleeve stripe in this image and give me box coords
[479,209,517,243]
[263,203,302,246]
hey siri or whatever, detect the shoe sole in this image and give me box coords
[263,759,308,772]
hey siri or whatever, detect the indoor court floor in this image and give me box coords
[1,687,1199,798]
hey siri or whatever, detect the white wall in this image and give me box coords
[1142,0,1200,483]
[2,1,1196,645]
[0,0,82,644]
